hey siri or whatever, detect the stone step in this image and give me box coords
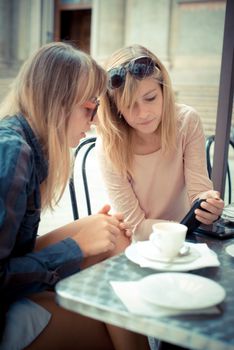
[175,84,234,136]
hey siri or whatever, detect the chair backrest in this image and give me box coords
[69,137,97,220]
[206,135,234,204]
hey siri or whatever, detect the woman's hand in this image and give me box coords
[194,190,225,225]
[73,213,122,257]
[74,204,131,257]
[98,204,133,239]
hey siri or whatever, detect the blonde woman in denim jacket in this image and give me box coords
[0,42,149,350]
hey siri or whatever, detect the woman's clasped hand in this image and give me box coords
[73,205,132,257]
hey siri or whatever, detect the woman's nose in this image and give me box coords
[135,103,147,119]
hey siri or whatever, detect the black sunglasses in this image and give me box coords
[82,98,100,122]
[108,56,156,89]
[90,99,100,122]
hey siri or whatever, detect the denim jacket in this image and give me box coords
[0,115,83,304]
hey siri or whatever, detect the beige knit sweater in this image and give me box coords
[96,104,213,241]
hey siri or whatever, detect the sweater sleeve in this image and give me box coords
[2,238,83,300]
[181,107,213,203]
[96,138,162,241]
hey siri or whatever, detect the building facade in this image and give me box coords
[0,0,231,135]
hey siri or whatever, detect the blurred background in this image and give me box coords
[0,0,233,233]
[1,0,233,134]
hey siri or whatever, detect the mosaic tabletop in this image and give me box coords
[56,235,234,350]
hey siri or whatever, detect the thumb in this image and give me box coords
[98,204,111,215]
[213,190,221,199]
[208,190,220,200]
[113,212,124,221]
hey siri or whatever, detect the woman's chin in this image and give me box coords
[69,134,85,148]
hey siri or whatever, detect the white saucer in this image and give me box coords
[221,213,234,222]
[125,242,220,272]
[221,204,234,222]
[136,241,200,264]
[225,244,234,257]
[138,273,226,310]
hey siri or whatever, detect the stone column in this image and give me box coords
[13,0,41,64]
[7,0,53,69]
[0,0,11,71]
[125,0,171,66]
[41,0,54,45]
[91,0,125,63]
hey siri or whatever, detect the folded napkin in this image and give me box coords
[126,242,220,271]
[110,280,220,317]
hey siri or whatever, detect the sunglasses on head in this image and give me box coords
[82,98,100,122]
[108,56,157,89]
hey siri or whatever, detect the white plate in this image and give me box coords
[138,273,226,310]
[136,241,200,264]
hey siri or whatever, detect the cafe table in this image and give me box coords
[56,234,234,350]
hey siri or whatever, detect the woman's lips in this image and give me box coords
[138,119,155,126]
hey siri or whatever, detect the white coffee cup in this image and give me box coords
[150,222,188,260]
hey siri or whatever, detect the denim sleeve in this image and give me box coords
[4,238,83,299]
[0,129,83,300]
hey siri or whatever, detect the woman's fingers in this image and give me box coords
[119,222,133,237]
[124,229,132,238]
[98,204,111,215]
[200,190,220,200]
[113,212,125,222]
[205,197,225,210]
[195,197,224,224]
[101,210,133,239]
[195,209,218,225]
[195,190,225,225]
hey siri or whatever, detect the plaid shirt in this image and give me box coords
[0,115,83,303]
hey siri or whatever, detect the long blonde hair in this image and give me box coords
[97,44,176,176]
[0,42,107,209]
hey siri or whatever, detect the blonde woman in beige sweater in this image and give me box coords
[96,44,224,241]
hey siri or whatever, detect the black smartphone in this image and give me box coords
[180,198,206,235]
[181,198,234,239]
[195,220,234,239]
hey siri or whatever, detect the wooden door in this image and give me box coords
[54,0,92,53]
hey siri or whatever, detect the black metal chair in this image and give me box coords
[206,135,234,204]
[69,136,96,220]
